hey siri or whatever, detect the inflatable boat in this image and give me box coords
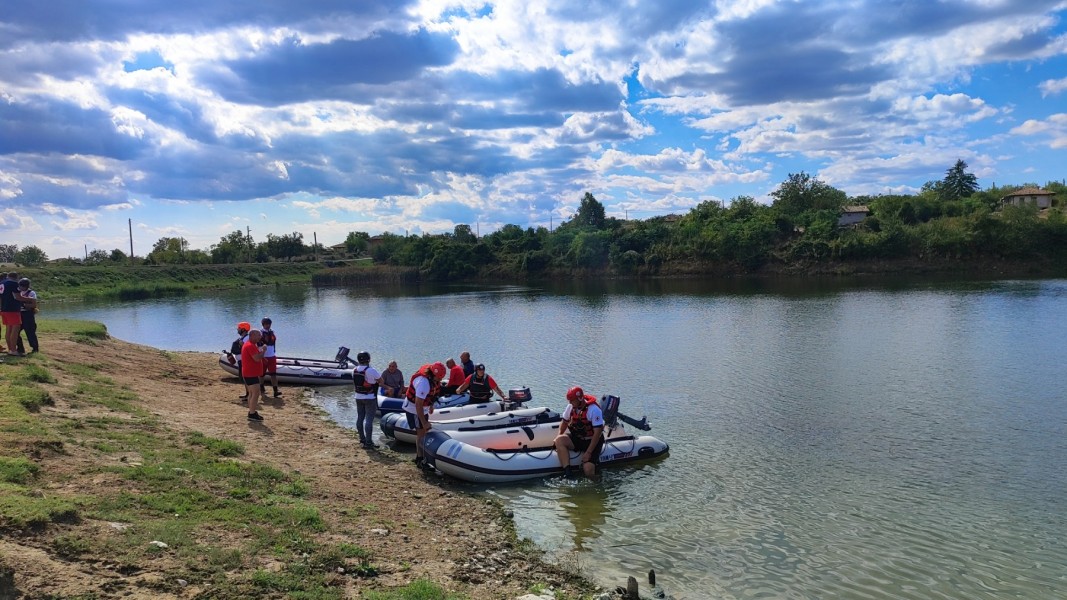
[218,346,355,385]
[422,396,668,483]
[376,392,471,415]
[380,406,561,445]
[377,386,532,416]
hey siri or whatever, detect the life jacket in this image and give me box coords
[567,398,600,440]
[467,373,492,401]
[229,337,243,356]
[261,329,277,347]
[353,365,376,395]
[405,366,441,406]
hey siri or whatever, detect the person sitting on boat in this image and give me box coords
[260,317,280,398]
[554,386,605,479]
[404,361,447,471]
[352,351,381,449]
[460,351,475,377]
[379,360,405,398]
[439,358,466,396]
[455,363,506,403]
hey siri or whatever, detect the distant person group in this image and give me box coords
[221,332,606,479]
[0,271,39,356]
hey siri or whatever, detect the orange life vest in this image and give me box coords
[567,397,600,440]
[405,365,441,407]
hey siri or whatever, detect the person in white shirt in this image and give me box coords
[352,351,381,449]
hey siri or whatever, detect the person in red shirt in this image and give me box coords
[241,329,267,421]
[456,363,506,403]
[440,357,466,396]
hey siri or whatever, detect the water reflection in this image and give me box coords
[555,481,610,552]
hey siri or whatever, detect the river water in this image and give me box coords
[47,277,1067,598]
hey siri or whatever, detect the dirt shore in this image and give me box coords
[0,330,600,599]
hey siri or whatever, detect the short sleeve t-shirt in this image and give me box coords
[402,375,431,414]
[561,402,605,427]
[240,341,261,377]
[354,366,381,400]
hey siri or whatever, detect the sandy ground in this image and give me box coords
[0,334,599,599]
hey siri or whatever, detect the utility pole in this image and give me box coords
[246,226,251,263]
[84,244,87,260]
[313,232,318,261]
[128,218,134,264]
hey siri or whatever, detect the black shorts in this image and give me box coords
[570,434,604,464]
[242,376,260,385]
[405,412,429,430]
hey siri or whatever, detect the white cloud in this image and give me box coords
[1039,77,1067,96]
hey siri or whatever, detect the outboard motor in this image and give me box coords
[507,387,532,406]
[601,394,621,428]
[335,346,351,365]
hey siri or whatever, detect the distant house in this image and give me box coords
[838,205,870,227]
[1001,186,1055,209]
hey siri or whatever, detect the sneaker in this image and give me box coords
[419,460,436,472]
[561,466,575,479]
[413,456,424,467]
[239,394,248,400]
[247,412,264,421]
[273,390,282,398]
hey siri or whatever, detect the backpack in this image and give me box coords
[229,337,242,356]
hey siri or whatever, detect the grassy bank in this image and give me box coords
[21,263,326,302]
[0,319,597,599]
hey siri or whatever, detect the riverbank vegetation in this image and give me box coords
[8,162,1066,290]
[324,164,1067,281]
[18,263,324,302]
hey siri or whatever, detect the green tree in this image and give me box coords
[109,248,128,262]
[84,249,110,265]
[0,244,16,262]
[939,159,979,201]
[265,232,305,262]
[452,224,476,244]
[344,231,370,255]
[770,172,847,217]
[148,237,185,264]
[211,230,255,264]
[14,245,48,266]
[574,192,606,229]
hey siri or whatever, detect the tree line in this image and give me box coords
[10,161,1066,277]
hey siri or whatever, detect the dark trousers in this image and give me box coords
[16,311,37,353]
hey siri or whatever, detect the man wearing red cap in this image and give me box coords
[554,386,605,478]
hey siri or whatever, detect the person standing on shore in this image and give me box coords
[404,362,446,470]
[230,322,252,399]
[554,386,605,479]
[352,351,381,449]
[15,278,38,354]
[260,317,280,398]
[242,329,266,421]
[0,272,23,356]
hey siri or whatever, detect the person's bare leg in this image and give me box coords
[247,383,261,415]
[554,435,575,469]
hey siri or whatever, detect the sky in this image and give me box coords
[2,0,1067,259]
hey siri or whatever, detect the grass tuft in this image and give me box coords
[0,456,40,484]
[187,432,244,457]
